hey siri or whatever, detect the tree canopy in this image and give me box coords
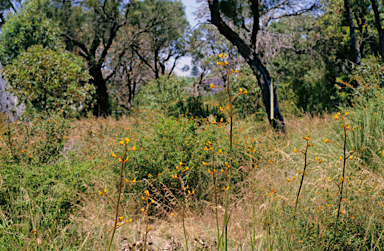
[0,0,384,123]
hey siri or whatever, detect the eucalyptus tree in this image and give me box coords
[344,0,361,64]
[128,0,188,91]
[39,0,163,116]
[370,0,384,61]
[107,46,151,110]
[200,0,319,131]
[189,24,239,85]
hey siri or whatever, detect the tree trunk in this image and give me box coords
[246,52,285,131]
[344,0,361,65]
[90,66,110,117]
[370,0,384,61]
[207,1,285,131]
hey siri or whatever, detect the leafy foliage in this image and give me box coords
[169,96,227,123]
[0,0,61,65]
[270,14,349,115]
[3,45,93,116]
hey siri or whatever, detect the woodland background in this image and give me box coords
[0,0,384,250]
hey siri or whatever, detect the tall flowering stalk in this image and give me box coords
[325,112,360,248]
[203,142,223,249]
[171,162,194,251]
[209,53,247,250]
[288,135,321,248]
[141,190,154,251]
[99,137,136,251]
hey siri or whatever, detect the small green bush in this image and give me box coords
[168,96,227,123]
[3,45,94,116]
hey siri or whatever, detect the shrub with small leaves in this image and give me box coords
[3,45,94,116]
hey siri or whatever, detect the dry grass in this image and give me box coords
[1,110,383,250]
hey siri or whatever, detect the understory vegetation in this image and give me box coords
[1,58,384,250]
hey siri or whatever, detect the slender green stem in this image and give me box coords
[108,148,127,251]
[211,154,221,250]
[251,159,256,251]
[327,115,352,250]
[223,63,233,251]
[288,140,310,248]
[335,124,347,237]
[143,203,149,251]
[182,191,189,251]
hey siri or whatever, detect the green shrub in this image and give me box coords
[168,96,227,123]
[136,75,193,110]
[0,0,61,65]
[3,45,94,116]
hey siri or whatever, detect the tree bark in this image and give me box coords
[90,65,110,117]
[344,0,361,65]
[207,0,285,131]
[370,0,384,62]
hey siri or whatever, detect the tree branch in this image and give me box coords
[7,0,17,13]
[168,55,181,77]
[131,45,155,72]
[266,4,317,25]
[60,33,90,60]
[250,0,260,48]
